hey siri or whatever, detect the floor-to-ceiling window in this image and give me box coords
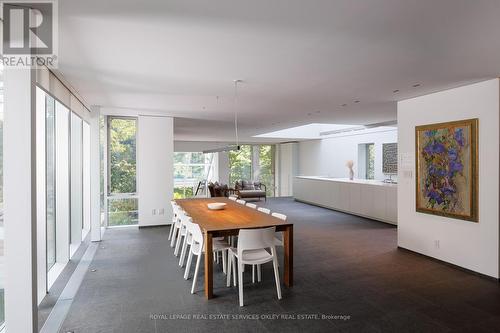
[173,152,215,199]
[100,115,106,227]
[229,145,252,185]
[54,100,70,270]
[82,122,91,233]
[46,93,56,270]
[257,145,275,196]
[229,145,275,196]
[70,113,83,254]
[36,85,91,287]
[107,117,138,226]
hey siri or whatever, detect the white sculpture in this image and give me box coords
[346,160,354,180]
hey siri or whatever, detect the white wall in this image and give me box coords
[398,79,499,278]
[4,66,37,333]
[138,116,174,226]
[299,129,398,180]
[276,142,299,196]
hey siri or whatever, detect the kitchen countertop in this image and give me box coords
[295,176,397,187]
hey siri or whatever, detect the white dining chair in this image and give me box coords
[179,213,194,267]
[271,212,287,247]
[246,203,257,209]
[257,207,270,214]
[227,227,282,306]
[174,210,189,256]
[170,206,184,248]
[236,199,246,205]
[250,206,270,282]
[168,201,179,241]
[184,222,230,294]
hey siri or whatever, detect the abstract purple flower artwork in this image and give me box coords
[416,119,478,222]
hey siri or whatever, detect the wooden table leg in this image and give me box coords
[283,225,293,287]
[204,232,213,299]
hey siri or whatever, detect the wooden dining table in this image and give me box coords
[175,197,293,299]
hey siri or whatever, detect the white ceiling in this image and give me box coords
[58,0,500,142]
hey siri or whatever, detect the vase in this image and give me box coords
[349,168,354,180]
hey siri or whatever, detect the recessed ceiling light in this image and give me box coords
[393,89,400,93]
[412,84,421,88]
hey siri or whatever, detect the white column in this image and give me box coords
[217,152,230,185]
[90,106,102,241]
[4,67,38,332]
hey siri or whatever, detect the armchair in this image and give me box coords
[234,180,267,201]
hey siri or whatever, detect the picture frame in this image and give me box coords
[415,118,478,222]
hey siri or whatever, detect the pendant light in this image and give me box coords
[203,80,243,154]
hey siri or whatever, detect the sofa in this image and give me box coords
[207,182,229,197]
[234,180,267,201]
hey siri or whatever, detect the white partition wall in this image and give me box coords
[137,116,173,226]
[276,142,299,197]
[398,79,499,278]
[4,65,38,333]
[70,114,83,257]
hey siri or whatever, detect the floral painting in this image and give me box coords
[415,119,478,222]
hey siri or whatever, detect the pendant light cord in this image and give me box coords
[234,80,240,148]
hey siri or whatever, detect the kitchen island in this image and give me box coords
[293,176,397,225]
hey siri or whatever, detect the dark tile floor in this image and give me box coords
[59,198,500,333]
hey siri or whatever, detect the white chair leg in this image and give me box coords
[179,237,188,266]
[226,252,232,287]
[184,250,194,280]
[191,254,202,294]
[222,250,227,274]
[174,233,183,256]
[238,263,244,306]
[272,257,282,300]
[257,264,262,282]
[168,224,174,240]
[252,265,255,283]
[232,255,237,286]
[170,227,177,247]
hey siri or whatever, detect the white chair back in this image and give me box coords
[174,207,185,226]
[184,216,195,239]
[236,199,246,205]
[190,223,204,255]
[171,201,178,222]
[246,203,257,209]
[271,212,287,220]
[257,207,270,214]
[237,227,276,259]
[179,210,191,228]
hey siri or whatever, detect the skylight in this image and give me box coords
[254,123,362,139]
